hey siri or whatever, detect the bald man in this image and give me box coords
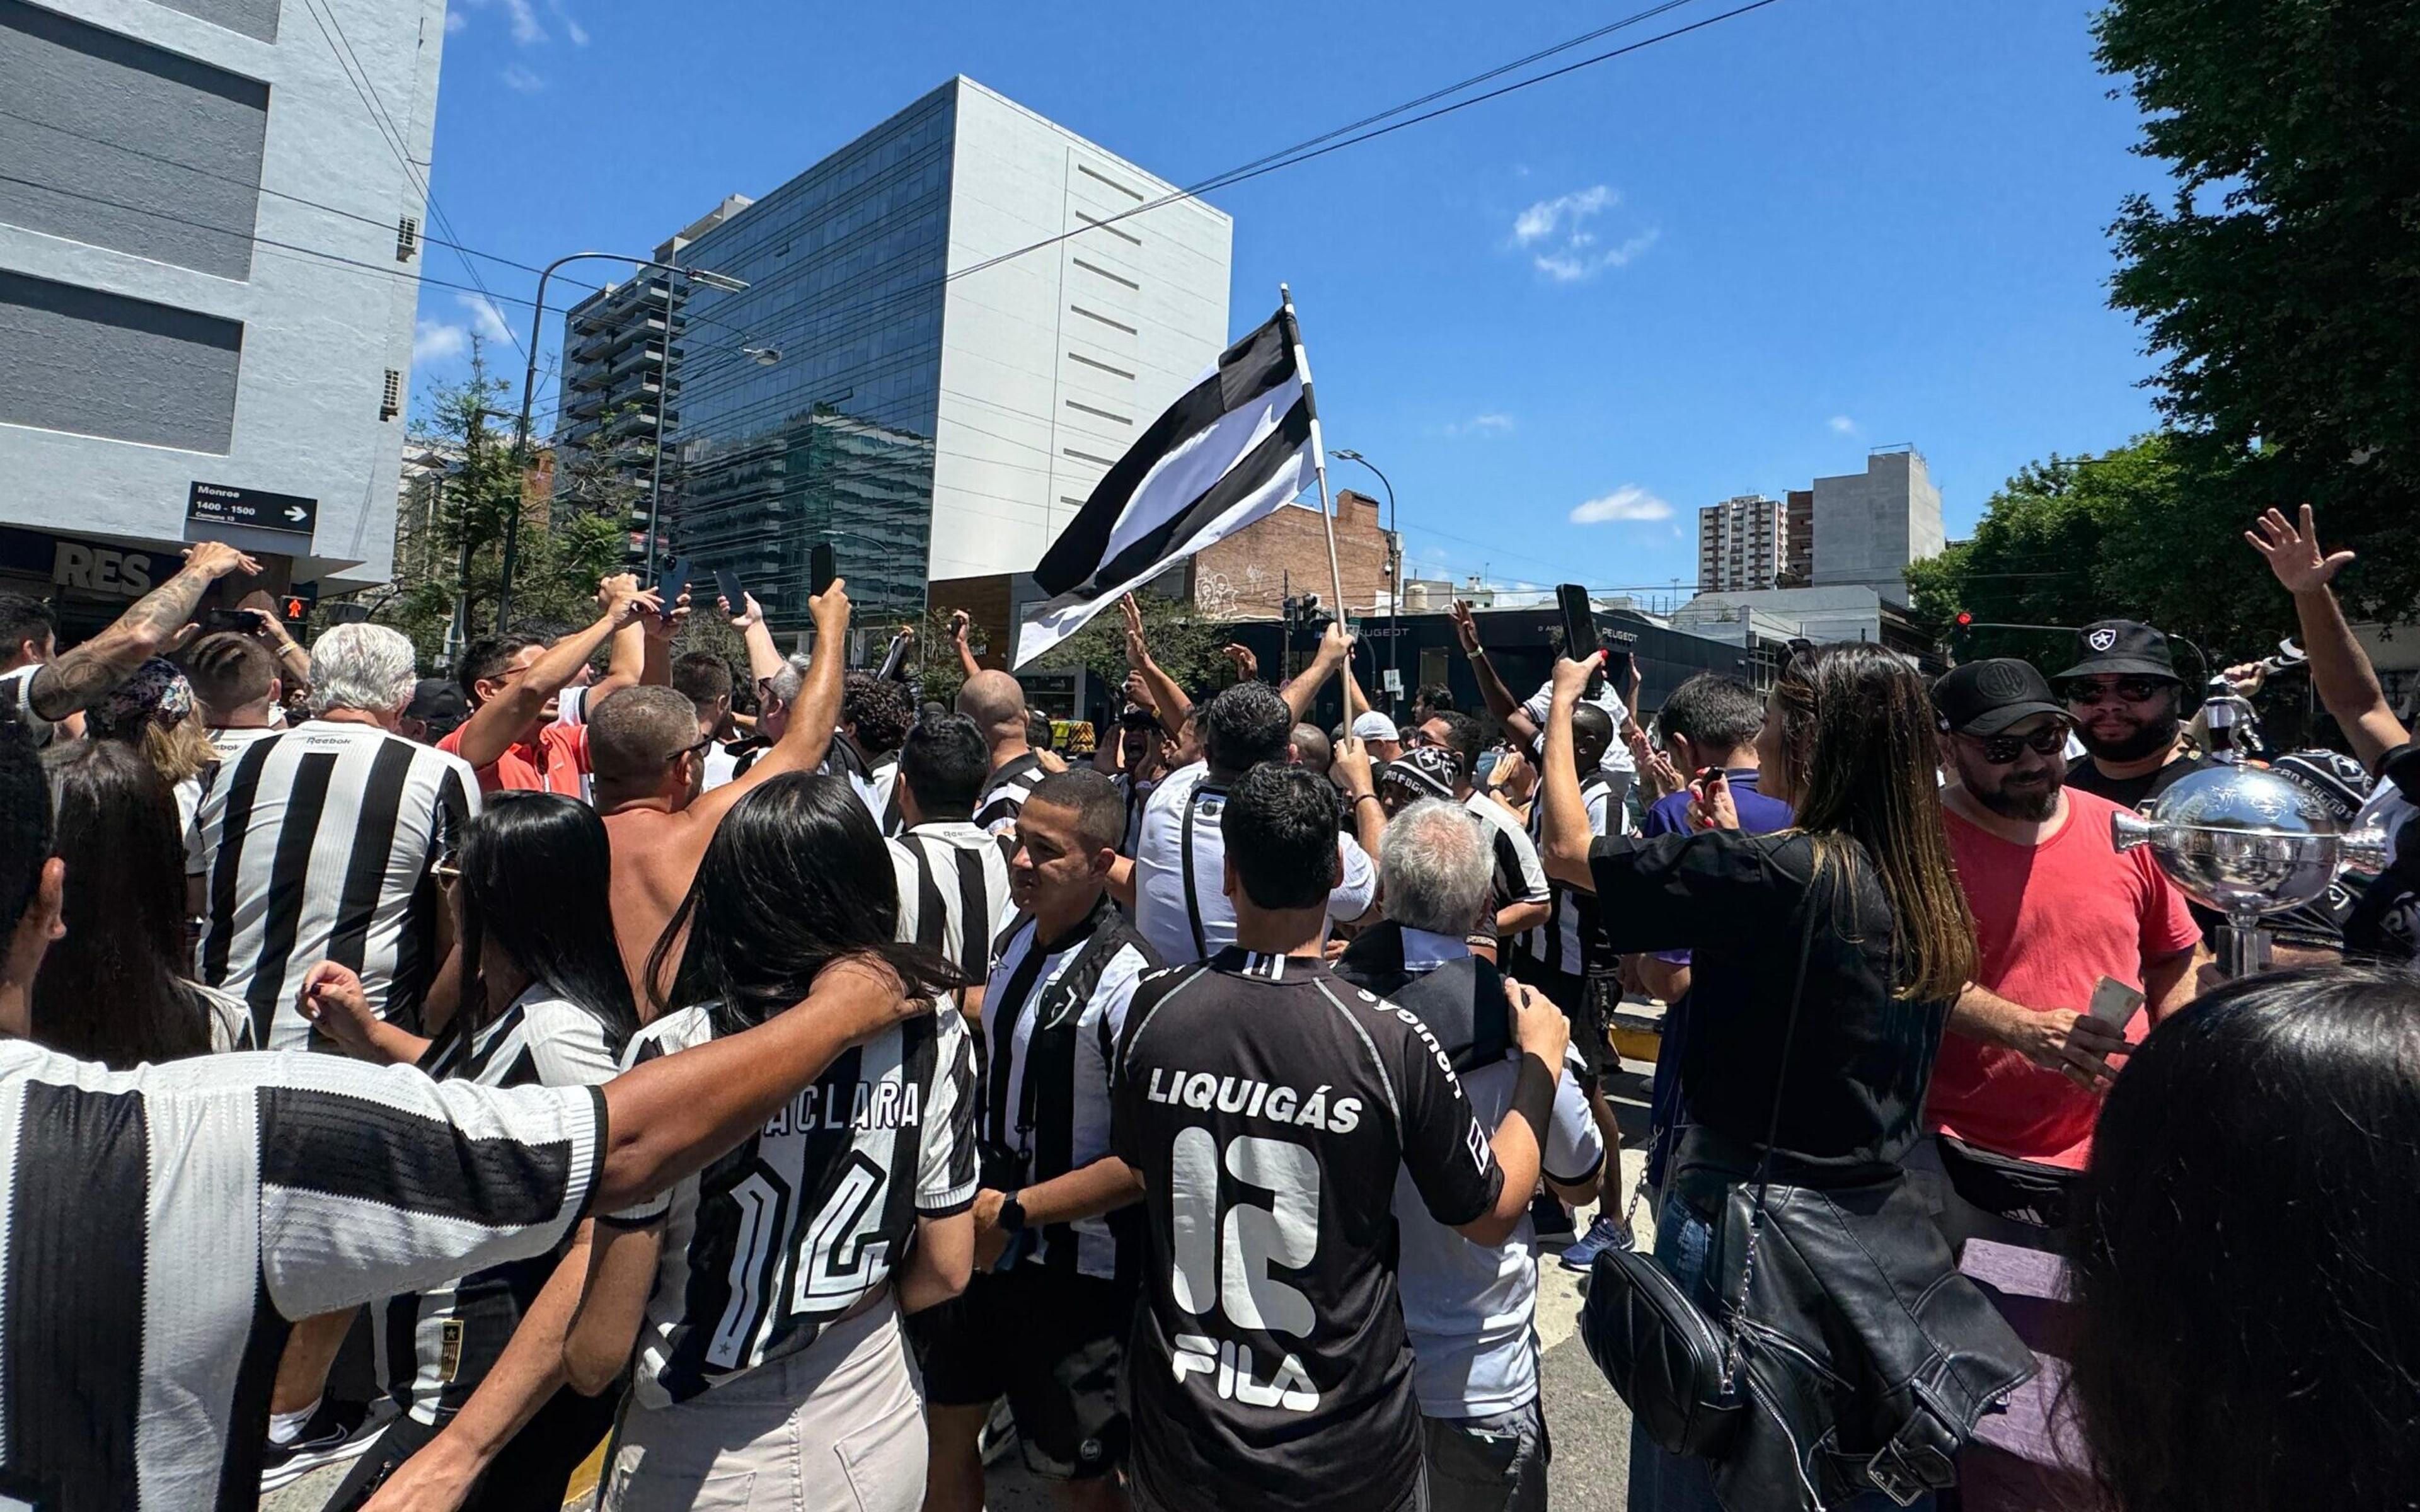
[591,583,851,1007]
[959,667,1046,840]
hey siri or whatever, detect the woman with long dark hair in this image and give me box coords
[298,792,640,1511]
[2070,963,2420,1512]
[35,740,248,1065]
[1541,643,2015,1512]
[563,773,976,1512]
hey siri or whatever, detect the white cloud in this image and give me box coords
[1569,485,1673,525]
[414,320,468,366]
[1443,411,1515,438]
[546,0,587,45]
[500,63,545,92]
[501,0,544,43]
[1828,415,1858,435]
[1508,186,1657,283]
[1533,227,1661,283]
[1512,185,1613,246]
[456,292,515,345]
[444,9,466,33]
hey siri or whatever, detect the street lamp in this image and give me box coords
[1331,449,1400,704]
[500,251,748,628]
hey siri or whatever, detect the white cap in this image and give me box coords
[1351,711,1400,742]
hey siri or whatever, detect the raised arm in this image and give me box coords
[28,542,260,721]
[1332,734,1386,860]
[722,592,787,687]
[949,610,981,680]
[587,604,654,707]
[1282,623,1353,726]
[1123,596,1192,739]
[2247,505,2409,767]
[683,580,851,828]
[1538,651,1605,891]
[1453,600,1540,748]
[452,576,653,769]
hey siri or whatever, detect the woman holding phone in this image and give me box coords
[1540,643,2013,1512]
[301,793,640,1511]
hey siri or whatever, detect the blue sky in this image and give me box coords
[413,0,2169,601]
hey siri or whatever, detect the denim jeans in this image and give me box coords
[1623,1194,1935,1512]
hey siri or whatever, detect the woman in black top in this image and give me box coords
[1540,643,1979,1512]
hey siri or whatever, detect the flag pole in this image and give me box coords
[1279,284,1360,724]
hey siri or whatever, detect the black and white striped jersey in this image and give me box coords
[1516,770,1619,977]
[889,820,1013,987]
[608,999,979,1408]
[1133,763,1378,967]
[382,990,623,1426]
[192,721,480,1049]
[855,753,904,837]
[1463,790,1550,927]
[0,1038,602,1512]
[0,665,54,748]
[982,899,1158,1280]
[974,750,1048,840]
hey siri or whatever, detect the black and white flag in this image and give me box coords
[1015,305,1319,666]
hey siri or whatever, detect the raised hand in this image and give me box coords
[722,591,765,630]
[2246,504,2356,595]
[948,609,972,646]
[1550,650,1605,704]
[597,573,649,627]
[1331,732,1375,798]
[1221,643,1260,682]
[182,541,262,582]
[643,588,691,643]
[810,577,852,641]
[1449,599,1482,655]
[1120,593,1148,666]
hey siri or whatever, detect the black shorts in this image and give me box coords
[914,1264,1133,1480]
[1520,965,1615,1091]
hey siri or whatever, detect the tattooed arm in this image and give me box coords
[28,542,260,721]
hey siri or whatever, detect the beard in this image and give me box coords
[2077,711,2179,764]
[1974,781,2060,822]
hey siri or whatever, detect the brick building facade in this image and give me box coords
[1189,488,1396,621]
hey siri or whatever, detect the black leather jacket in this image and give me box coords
[1652,1129,2037,1509]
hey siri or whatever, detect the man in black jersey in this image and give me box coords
[1111,764,1570,1512]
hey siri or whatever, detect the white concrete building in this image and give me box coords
[630,77,1233,633]
[0,0,442,632]
[1697,493,1787,593]
[1811,447,1944,607]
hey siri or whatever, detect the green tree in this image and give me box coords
[1030,592,1235,696]
[2094,0,2420,617]
[1905,433,2295,668]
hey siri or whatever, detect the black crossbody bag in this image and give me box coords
[1581,896,1820,1458]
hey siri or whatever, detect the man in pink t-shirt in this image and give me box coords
[1923,660,2205,1247]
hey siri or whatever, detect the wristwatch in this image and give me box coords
[997,1191,1028,1234]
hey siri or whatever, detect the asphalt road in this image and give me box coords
[271,1070,1661,1512]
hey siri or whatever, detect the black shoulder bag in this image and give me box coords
[1581,893,1821,1458]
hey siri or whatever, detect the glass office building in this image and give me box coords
[559,77,1232,638]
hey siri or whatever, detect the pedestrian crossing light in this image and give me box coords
[282,596,309,625]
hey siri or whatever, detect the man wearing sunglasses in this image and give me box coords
[2055,619,2201,810]
[1917,658,2204,1253]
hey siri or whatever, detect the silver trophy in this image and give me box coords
[2111,763,2388,976]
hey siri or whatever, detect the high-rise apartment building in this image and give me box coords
[563,77,1233,633]
[1697,494,1788,593]
[1811,446,1944,606]
[0,0,441,634]
[1780,488,1814,587]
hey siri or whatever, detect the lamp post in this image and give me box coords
[1330,449,1399,705]
[500,251,747,629]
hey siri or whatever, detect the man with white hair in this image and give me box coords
[1335,799,1603,1512]
[190,621,480,1051]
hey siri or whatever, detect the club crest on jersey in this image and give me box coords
[1142,1068,1363,1134]
[1172,1333,1319,1412]
[763,1077,920,1137]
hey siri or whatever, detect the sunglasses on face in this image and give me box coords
[669,736,713,765]
[2063,677,2170,706]
[1964,725,2070,764]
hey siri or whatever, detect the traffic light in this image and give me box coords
[1954,610,1974,628]
[280,595,309,626]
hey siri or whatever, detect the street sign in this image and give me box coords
[1381,668,1403,694]
[187,482,318,537]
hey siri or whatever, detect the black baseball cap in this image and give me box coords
[2056,619,2181,683]
[1933,659,2070,737]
